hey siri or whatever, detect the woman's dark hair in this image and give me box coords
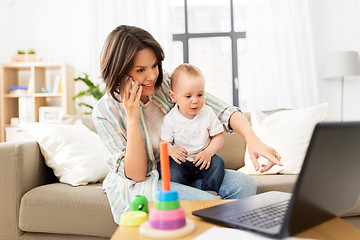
[100,25,164,102]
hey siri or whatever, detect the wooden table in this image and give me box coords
[111,200,360,240]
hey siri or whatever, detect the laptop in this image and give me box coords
[192,122,360,238]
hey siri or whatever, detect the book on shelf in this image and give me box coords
[53,75,62,93]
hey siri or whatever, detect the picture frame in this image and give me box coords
[39,107,63,123]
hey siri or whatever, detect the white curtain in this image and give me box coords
[244,0,318,111]
[88,0,173,84]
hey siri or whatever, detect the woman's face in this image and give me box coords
[128,47,159,103]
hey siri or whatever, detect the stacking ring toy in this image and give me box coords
[150,218,186,230]
[120,211,148,227]
[156,190,178,202]
[139,142,195,238]
[154,200,180,210]
[149,207,185,221]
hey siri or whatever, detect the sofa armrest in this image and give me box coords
[0,140,55,240]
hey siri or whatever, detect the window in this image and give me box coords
[170,0,247,107]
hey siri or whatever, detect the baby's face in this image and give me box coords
[171,72,205,119]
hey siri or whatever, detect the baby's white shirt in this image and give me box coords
[161,104,224,161]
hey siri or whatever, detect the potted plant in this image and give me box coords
[73,73,106,114]
[12,49,42,62]
[27,49,36,54]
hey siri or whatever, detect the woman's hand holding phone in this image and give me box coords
[127,76,140,93]
[124,76,142,123]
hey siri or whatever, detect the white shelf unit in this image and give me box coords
[0,62,75,142]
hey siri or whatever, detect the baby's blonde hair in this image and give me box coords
[170,63,203,90]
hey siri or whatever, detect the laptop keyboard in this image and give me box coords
[227,200,289,229]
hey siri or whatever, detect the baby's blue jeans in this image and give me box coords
[157,166,256,200]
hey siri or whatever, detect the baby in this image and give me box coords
[160,63,225,196]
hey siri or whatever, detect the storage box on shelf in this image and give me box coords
[0,62,75,142]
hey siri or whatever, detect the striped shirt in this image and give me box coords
[92,71,240,224]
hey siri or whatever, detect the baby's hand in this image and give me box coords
[193,151,211,170]
[169,146,188,164]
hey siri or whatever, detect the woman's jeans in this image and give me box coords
[156,158,256,200]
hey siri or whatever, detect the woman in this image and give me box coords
[92,25,282,224]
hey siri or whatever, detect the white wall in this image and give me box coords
[0,0,172,114]
[0,0,99,114]
[309,0,360,121]
[1,0,172,78]
[0,0,13,63]
[1,0,360,120]
[1,0,93,75]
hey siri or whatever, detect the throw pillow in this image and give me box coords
[19,120,109,186]
[238,103,328,174]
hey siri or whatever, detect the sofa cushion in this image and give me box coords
[19,121,109,186]
[218,110,287,171]
[252,174,298,194]
[61,114,97,133]
[19,183,117,238]
[240,103,328,174]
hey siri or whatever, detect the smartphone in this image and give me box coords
[126,75,139,93]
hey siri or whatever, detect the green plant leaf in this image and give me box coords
[74,73,96,88]
[73,73,105,115]
[72,90,88,100]
[78,102,94,109]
